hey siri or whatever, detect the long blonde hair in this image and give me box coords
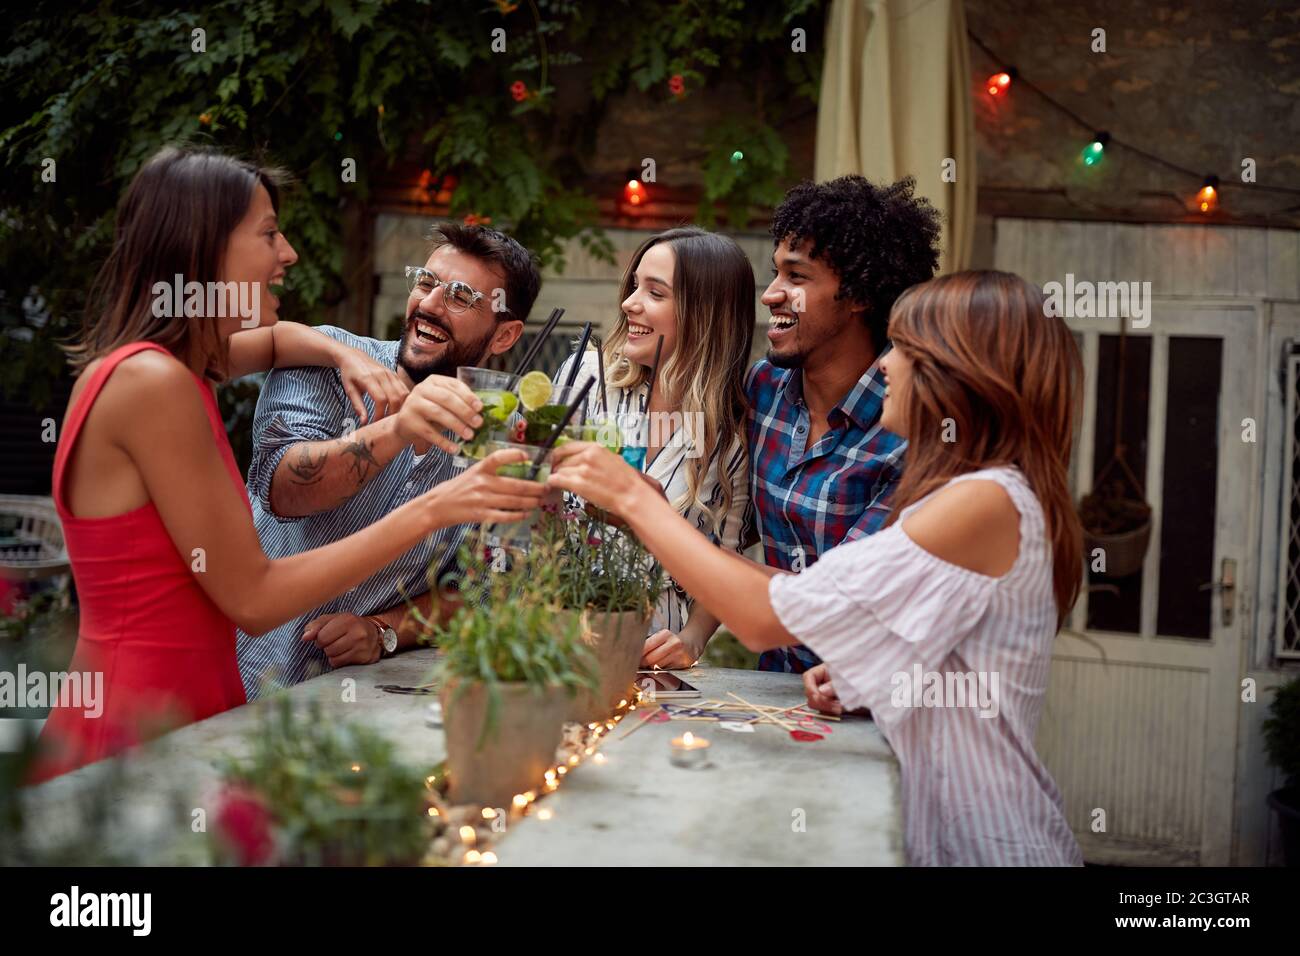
[603,228,754,534]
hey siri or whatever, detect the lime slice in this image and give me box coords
[478,389,517,422]
[518,371,553,412]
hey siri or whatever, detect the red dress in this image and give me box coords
[29,342,249,783]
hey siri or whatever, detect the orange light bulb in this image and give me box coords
[1196,183,1218,214]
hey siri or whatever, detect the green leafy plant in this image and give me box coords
[2,0,823,422]
[425,528,598,742]
[215,696,434,866]
[1263,676,1300,790]
[532,503,664,615]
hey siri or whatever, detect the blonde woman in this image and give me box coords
[556,227,754,668]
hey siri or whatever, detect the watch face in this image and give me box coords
[382,628,398,653]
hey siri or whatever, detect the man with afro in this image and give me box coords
[742,174,942,674]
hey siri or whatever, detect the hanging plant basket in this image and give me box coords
[1079,319,1152,578]
[1080,479,1152,578]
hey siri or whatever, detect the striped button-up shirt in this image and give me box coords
[743,355,906,673]
[769,466,1083,865]
[236,326,468,698]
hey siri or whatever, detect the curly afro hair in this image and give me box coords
[770,175,942,352]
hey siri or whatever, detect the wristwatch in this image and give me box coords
[366,616,398,658]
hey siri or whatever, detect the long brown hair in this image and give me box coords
[884,270,1083,626]
[67,145,287,379]
[604,227,754,534]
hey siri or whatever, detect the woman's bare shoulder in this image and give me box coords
[86,348,208,438]
[900,478,1021,577]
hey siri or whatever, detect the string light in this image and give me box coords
[969,31,1300,222]
[1082,132,1110,166]
[1196,175,1220,214]
[427,695,640,866]
[623,179,646,206]
[986,67,1016,96]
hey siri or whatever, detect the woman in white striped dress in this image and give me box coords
[555,226,754,668]
[547,270,1085,865]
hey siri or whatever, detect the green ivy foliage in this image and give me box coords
[1,0,822,412]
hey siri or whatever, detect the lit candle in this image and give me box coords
[669,731,711,769]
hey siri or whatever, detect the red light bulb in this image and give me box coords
[987,72,1012,96]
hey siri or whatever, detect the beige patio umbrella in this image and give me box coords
[815,0,977,273]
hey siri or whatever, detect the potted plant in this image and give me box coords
[429,531,597,808]
[213,697,435,866]
[533,504,665,723]
[1079,476,1152,577]
[1264,675,1300,867]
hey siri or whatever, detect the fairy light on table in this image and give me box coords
[422,689,644,865]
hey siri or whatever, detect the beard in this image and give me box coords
[766,346,807,369]
[396,309,496,384]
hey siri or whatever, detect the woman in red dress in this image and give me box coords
[30,146,543,782]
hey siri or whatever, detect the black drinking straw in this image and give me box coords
[562,322,592,390]
[594,335,608,415]
[512,307,565,376]
[644,333,665,398]
[525,375,594,480]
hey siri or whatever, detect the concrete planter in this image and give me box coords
[563,607,652,724]
[441,679,569,808]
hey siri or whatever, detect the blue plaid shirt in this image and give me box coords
[742,354,907,672]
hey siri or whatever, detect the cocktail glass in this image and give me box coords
[521,383,589,446]
[455,367,519,466]
[615,411,649,471]
[484,438,555,549]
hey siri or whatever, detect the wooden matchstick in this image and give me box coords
[727,691,797,731]
[617,705,663,740]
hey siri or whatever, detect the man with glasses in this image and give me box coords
[236,223,542,695]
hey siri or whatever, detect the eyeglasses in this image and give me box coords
[404,266,486,313]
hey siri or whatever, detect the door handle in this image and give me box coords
[1197,557,1236,627]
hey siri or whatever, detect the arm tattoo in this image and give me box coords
[287,444,328,485]
[343,437,380,486]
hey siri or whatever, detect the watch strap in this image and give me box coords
[366,616,397,656]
